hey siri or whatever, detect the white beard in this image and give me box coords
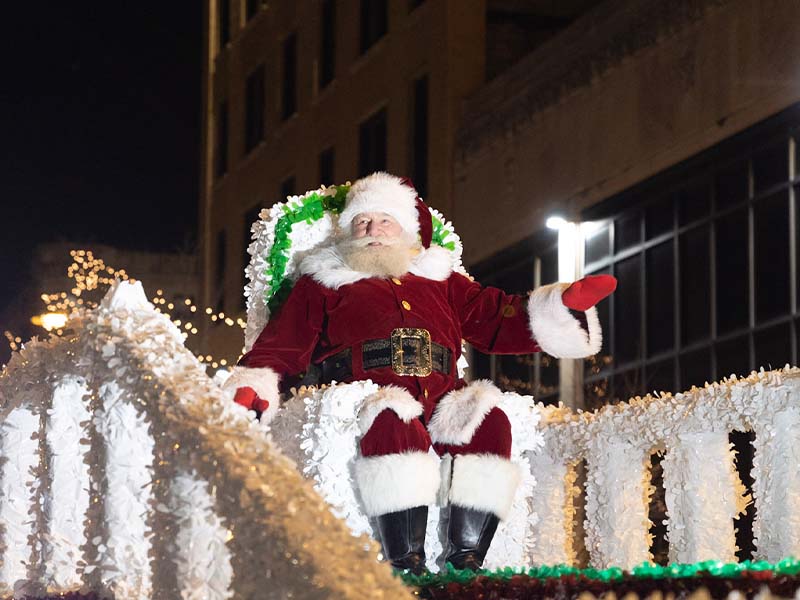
[338,234,418,278]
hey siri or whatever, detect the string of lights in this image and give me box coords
[11,249,248,370]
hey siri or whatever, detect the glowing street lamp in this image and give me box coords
[31,312,68,331]
[546,216,604,283]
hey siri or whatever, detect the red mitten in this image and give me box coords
[562,274,617,311]
[233,386,270,414]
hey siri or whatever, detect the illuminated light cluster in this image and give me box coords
[4,331,22,352]
[17,250,248,370]
[151,289,246,337]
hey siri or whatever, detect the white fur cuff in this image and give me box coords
[354,451,440,516]
[428,380,504,445]
[449,454,521,520]
[527,283,602,358]
[357,386,423,434]
[222,365,280,423]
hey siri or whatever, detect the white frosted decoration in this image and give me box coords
[100,279,150,312]
[244,200,336,351]
[43,377,91,590]
[583,440,652,569]
[527,453,573,565]
[482,393,543,568]
[267,383,543,570]
[751,405,800,561]
[273,381,377,536]
[662,431,746,564]
[0,406,40,593]
[0,282,412,599]
[169,470,233,600]
[95,381,155,599]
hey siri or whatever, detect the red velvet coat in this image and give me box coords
[240,272,540,422]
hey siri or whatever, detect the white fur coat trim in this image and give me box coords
[357,385,423,434]
[427,380,504,445]
[354,451,440,516]
[338,172,419,234]
[449,454,521,521]
[527,282,602,358]
[221,365,281,423]
[299,243,453,289]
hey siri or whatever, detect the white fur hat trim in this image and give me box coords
[338,172,419,234]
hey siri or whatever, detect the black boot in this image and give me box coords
[375,506,428,575]
[444,505,500,571]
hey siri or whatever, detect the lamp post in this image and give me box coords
[546,216,598,410]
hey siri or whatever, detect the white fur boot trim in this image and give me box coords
[221,365,280,423]
[357,385,423,435]
[354,451,440,516]
[527,283,602,358]
[449,454,521,521]
[427,380,504,445]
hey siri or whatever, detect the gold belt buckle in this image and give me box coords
[391,328,432,377]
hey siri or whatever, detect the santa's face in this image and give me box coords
[342,212,417,277]
[350,212,405,243]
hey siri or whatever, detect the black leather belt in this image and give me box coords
[315,328,452,384]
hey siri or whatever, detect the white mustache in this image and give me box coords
[346,236,403,248]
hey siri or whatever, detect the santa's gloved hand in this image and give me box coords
[233,386,270,417]
[562,274,617,311]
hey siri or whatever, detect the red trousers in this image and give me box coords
[360,407,512,459]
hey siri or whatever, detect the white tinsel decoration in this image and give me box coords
[0,407,40,595]
[266,384,543,570]
[43,377,92,590]
[662,431,745,564]
[169,470,233,600]
[531,368,800,568]
[0,281,413,599]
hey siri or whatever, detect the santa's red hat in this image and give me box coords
[338,172,433,248]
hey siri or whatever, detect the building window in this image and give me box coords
[244,64,265,154]
[319,146,335,186]
[215,102,228,178]
[359,0,387,54]
[281,175,296,201]
[282,32,297,120]
[245,0,265,21]
[218,0,230,49]
[359,108,387,177]
[214,230,227,313]
[242,205,262,309]
[320,0,336,89]
[578,106,800,411]
[469,105,800,415]
[410,74,429,199]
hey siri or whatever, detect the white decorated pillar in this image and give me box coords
[528,452,578,566]
[583,440,652,569]
[662,431,746,564]
[751,405,800,561]
[0,406,41,593]
[43,377,92,590]
[95,382,155,599]
[168,470,233,600]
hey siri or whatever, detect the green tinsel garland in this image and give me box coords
[264,186,349,313]
[400,557,800,588]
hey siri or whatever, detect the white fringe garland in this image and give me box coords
[43,377,92,590]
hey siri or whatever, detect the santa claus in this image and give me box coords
[224,172,615,573]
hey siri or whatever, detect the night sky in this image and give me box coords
[2,4,202,317]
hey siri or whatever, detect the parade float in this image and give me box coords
[3,185,800,598]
